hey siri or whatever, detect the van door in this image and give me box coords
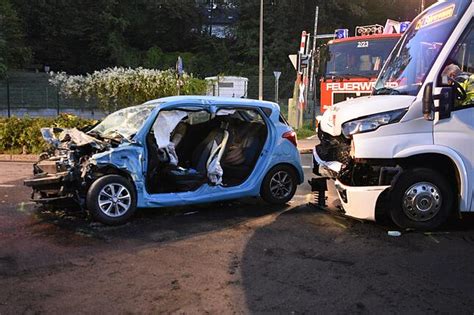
[434,20,474,211]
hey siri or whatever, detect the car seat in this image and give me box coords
[162,122,229,191]
[222,122,266,183]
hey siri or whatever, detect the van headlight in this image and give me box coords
[342,108,407,138]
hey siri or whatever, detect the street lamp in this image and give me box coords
[258,0,264,100]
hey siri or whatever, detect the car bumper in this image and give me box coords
[334,180,389,221]
[312,147,343,178]
[312,147,389,222]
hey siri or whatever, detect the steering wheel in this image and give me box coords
[452,80,467,101]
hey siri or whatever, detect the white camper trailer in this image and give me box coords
[206,76,249,98]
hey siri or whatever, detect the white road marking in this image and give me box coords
[0,184,15,188]
[302,166,311,169]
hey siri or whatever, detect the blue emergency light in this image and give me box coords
[400,21,410,33]
[335,29,349,39]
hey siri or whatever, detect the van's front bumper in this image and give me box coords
[312,147,390,222]
[312,148,343,178]
[334,180,389,221]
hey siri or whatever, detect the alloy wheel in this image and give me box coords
[98,183,132,217]
[269,170,293,199]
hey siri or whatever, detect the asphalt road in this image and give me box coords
[1,156,474,314]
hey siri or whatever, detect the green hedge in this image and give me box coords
[0,114,96,154]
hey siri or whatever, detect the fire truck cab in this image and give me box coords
[320,23,404,112]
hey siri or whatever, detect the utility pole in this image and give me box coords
[421,0,425,12]
[310,6,319,129]
[209,0,214,36]
[258,0,264,100]
[309,6,319,92]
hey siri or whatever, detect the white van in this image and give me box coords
[311,0,474,230]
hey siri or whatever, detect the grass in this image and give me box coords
[295,123,316,139]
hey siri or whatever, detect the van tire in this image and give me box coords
[389,168,453,231]
[86,175,137,225]
[261,165,298,204]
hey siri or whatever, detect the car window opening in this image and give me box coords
[145,107,269,194]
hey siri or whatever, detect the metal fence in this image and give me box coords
[0,72,103,118]
[0,72,316,126]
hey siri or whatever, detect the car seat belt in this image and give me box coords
[206,130,229,170]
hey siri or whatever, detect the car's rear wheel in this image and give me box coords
[389,168,453,231]
[261,165,298,204]
[86,175,137,225]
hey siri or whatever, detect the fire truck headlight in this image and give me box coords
[342,108,407,138]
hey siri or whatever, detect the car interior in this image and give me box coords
[145,108,268,194]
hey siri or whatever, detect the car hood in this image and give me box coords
[41,127,109,151]
[320,95,416,136]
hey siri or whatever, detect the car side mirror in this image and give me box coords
[422,82,434,121]
[437,87,453,120]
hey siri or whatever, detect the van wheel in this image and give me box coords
[86,175,137,225]
[390,168,453,231]
[261,165,297,204]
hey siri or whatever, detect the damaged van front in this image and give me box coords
[311,0,474,230]
[312,95,412,220]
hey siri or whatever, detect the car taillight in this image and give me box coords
[282,131,297,147]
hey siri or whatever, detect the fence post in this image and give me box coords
[6,77,10,118]
[56,90,60,116]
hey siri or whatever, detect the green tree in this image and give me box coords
[0,0,30,77]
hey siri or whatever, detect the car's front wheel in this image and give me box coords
[389,168,453,231]
[86,175,137,225]
[261,165,298,204]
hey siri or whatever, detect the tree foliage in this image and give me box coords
[8,0,437,96]
[0,0,30,78]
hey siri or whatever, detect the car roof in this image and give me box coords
[143,95,280,112]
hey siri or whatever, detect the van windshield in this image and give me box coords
[374,0,470,96]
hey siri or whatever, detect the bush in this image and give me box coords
[296,123,316,140]
[50,67,207,113]
[0,114,96,154]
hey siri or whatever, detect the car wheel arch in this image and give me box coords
[261,163,302,188]
[89,165,137,193]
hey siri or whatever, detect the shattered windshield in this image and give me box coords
[90,104,156,139]
[373,0,469,96]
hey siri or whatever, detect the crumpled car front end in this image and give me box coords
[24,127,112,204]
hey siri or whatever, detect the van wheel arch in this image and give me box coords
[396,153,460,200]
[389,167,454,230]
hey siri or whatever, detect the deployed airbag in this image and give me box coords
[153,110,188,165]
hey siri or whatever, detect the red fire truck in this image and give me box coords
[320,23,404,112]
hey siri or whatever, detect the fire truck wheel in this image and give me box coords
[389,168,453,231]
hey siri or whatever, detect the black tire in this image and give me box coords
[390,168,453,231]
[86,175,137,225]
[261,165,298,205]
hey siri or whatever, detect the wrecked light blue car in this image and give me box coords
[24,96,304,225]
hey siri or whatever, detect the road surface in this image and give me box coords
[1,156,474,313]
